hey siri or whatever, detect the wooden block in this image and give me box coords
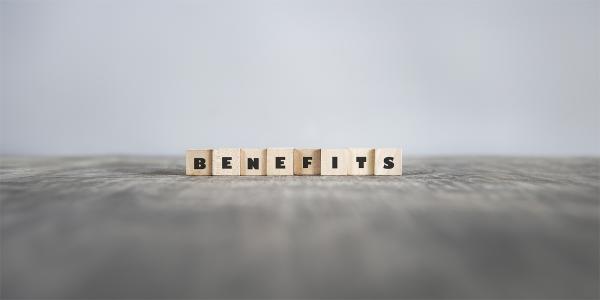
[266,148,294,175]
[293,149,321,175]
[375,148,402,175]
[320,149,348,175]
[347,148,375,175]
[212,148,240,176]
[185,149,212,176]
[240,148,267,176]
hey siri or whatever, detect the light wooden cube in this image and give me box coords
[293,149,321,175]
[320,149,348,175]
[375,148,402,175]
[266,148,294,175]
[185,149,213,176]
[212,148,240,176]
[347,148,375,175]
[240,148,267,176]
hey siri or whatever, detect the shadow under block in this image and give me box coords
[375,148,402,175]
[185,149,212,176]
[240,148,267,176]
[320,149,349,175]
[293,149,321,175]
[212,148,241,176]
[348,148,375,175]
[267,148,294,175]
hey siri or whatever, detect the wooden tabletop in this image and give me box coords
[1,156,598,298]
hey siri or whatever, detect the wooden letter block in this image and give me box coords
[212,148,240,176]
[185,149,212,176]
[267,148,293,175]
[293,149,321,175]
[320,149,348,175]
[347,148,375,175]
[375,148,402,175]
[240,148,267,176]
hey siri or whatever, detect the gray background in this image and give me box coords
[1,0,599,155]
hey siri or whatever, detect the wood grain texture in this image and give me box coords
[1,156,598,298]
[212,148,240,176]
[293,149,321,175]
[185,149,212,175]
[320,148,349,175]
[240,148,266,176]
[347,148,375,175]
[375,148,402,175]
[266,148,293,175]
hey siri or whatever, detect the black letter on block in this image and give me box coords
[383,157,394,169]
[194,158,206,169]
[332,157,338,169]
[276,157,285,169]
[356,157,367,168]
[303,157,312,168]
[222,157,232,169]
[248,158,259,169]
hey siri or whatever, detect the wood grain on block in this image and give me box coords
[185,149,212,176]
[293,149,321,175]
[375,148,402,175]
[240,148,267,176]
[348,148,375,175]
[212,148,241,176]
[267,148,294,175]
[320,149,349,175]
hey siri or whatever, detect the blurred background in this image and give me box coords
[1,0,598,155]
[1,1,599,298]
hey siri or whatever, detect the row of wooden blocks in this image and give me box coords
[185,148,402,176]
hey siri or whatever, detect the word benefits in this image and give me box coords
[186,148,402,176]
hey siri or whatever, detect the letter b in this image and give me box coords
[194,158,206,169]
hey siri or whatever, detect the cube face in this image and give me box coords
[320,149,348,175]
[293,149,321,175]
[187,148,396,176]
[240,148,267,176]
[186,149,213,175]
[212,148,241,176]
[347,148,375,175]
[375,148,402,175]
[267,148,294,175]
